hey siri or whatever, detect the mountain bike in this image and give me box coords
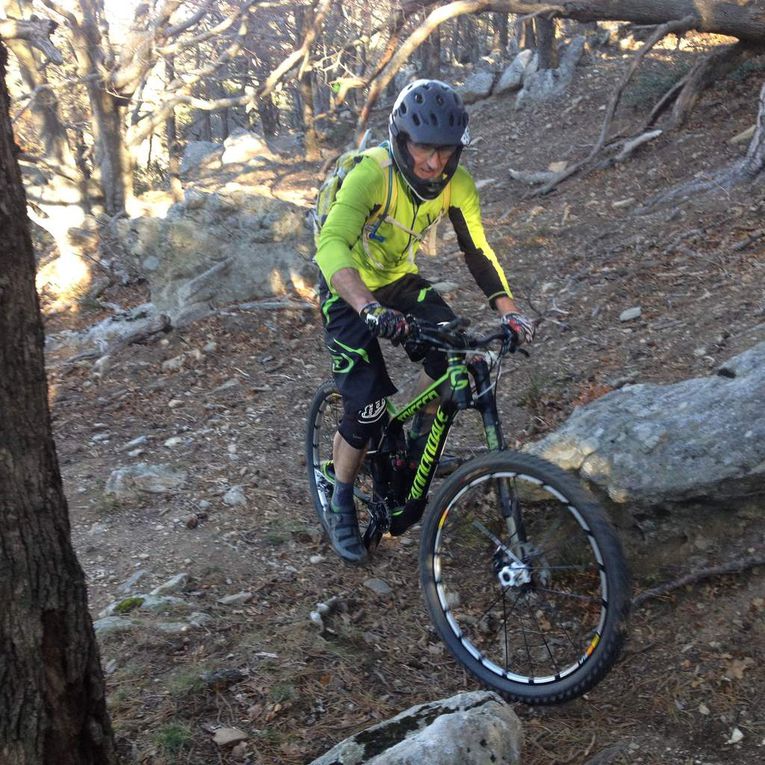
[305,317,630,704]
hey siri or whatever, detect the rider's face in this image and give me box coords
[406,141,457,181]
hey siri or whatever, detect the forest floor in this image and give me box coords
[42,34,764,765]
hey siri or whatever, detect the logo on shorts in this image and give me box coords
[359,399,386,422]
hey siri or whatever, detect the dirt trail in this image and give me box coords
[44,39,764,764]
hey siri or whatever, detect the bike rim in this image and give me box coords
[309,387,374,518]
[430,470,610,686]
[309,390,342,516]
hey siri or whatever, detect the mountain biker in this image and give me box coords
[314,79,534,564]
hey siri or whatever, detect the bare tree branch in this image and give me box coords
[0,16,63,63]
[261,0,333,93]
[164,0,215,38]
[667,42,752,129]
[39,0,79,28]
[638,80,765,211]
[530,15,695,196]
[157,0,261,56]
[633,553,765,608]
[357,1,498,136]
[127,12,253,146]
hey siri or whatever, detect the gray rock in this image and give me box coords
[364,578,393,596]
[138,594,188,613]
[619,306,642,322]
[118,188,313,323]
[93,616,137,635]
[217,591,253,605]
[432,281,459,295]
[213,727,248,747]
[162,354,186,371]
[527,342,765,506]
[155,621,193,633]
[189,612,214,627]
[180,141,222,175]
[98,594,188,618]
[516,36,585,107]
[309,691,522,765]
[495,50,535,95]
[223,485,247,506]
[105,463,187,499]
[458,71,495,104]
[117,570,147,593]
[221,129,274,165]
[121,435,149,452]
[151,573,190,596]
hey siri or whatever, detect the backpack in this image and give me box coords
[311,133,453,260]
[311,136,397,248]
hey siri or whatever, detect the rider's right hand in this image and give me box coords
[360,302,408,342]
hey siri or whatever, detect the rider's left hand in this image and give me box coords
[501,312,535,345]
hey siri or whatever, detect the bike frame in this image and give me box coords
[375,350,507,517]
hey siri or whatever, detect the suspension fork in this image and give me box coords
[469,357,506,451]
[469,358,526,545]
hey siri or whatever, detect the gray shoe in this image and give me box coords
[326,501,367,564]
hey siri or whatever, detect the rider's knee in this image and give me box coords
[338,398,388,449]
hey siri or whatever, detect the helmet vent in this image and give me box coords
[400,104,407,115]
[436,94,445,106]
[430,112,437,125]
[412,114,421,126]
[449,114,454,126]
[414,92,424,104]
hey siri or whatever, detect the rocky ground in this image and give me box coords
[42,35,763,765]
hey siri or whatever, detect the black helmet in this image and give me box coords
[388,79,470,201]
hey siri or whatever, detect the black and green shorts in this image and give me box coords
[320,273,456,412]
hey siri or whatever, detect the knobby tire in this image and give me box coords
[419,451,630,704]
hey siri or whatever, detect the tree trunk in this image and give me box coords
[70,0,133,216]
[0,42,118,765]
[490,1,765,44]
[421,23,441,77]
[518,17,535,49]
[491,11,509,51]
[165,57,182,202]
[295,5,320,159]
[534,16,558,69]
[299,71,320,158]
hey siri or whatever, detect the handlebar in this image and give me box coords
[405,316,527,357]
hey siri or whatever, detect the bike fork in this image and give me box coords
[472,360,527,548]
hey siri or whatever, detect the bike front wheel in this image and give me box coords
[419,451,630,704]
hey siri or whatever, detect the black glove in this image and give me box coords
[360,302,408,342]
[501,312,535,345]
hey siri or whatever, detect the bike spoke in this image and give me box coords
[424,455,628,700]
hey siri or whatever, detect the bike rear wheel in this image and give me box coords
[305,381,382,550]
[419,451,630,704]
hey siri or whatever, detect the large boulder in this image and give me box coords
[180,141,222,176]
[527,342,765,507]
[220,129,275,165]
[458,70,495,104]
[309,691,522,765]
[495,50,537,95]
[516,36,585,107]
[118,185,314,324]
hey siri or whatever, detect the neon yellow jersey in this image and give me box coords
[315,156,513,306]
